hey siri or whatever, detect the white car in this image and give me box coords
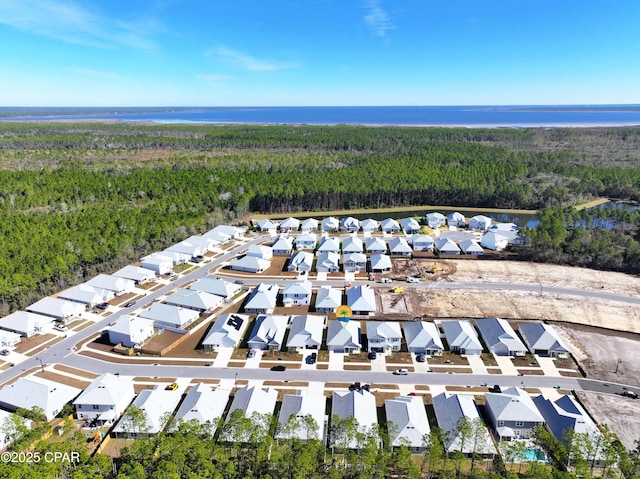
[379,278,392,283]
[53,324,68,332]
[393,368,409,375]
[407,277,421,283]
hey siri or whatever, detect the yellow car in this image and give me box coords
[165,383,178,391]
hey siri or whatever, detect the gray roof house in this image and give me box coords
[484,387,545,441]
[26,297,85,322]
[343,252,367,273]
[229,255,271,273]
[367,321,402,353]
[385,395,431,451]
[366,237,388,254]
[331,389,378,449]
[107,315,155,348]
[434,237,461,255]
[326,320,361,353]
[277,392,326,442]
[432,392,496,456]
[139,303,200,329]
[317,236,341,254]
[244,283,278,314]
[411,234,435,251]
[73,373,135,426]
[518,322,569,358]
[282,280,313,306]
[389,237,413,256]
[440,320,483,355]
[347,285,377,315]
[172,383,231,435]
[255,218,279,231]
[369,253,392,272]
[247,314,290,350]
[271,236,294,256]
[113,265,157,284]
[223,386,278,443]
[0,377,81,420]
[59,284,114,307]
[380,218,401,234]
[164,288,223,313]
[295,232,317,250]
[469,215,492,231]
[447,212,466,227]
[399,217,421,234]
[426,212,446,229]
[286,315,326,351]
[113,385,183,437]
[315,287,342,313]
[287,251,314,272]
[0,311,53,337]
[280,217,300,232]
[403,321,444,355]
[301,218,319,232]
[202,313,251,349]
[189,277,241,300]
[475,317,527,356]
[459,239,484,255]
[342,236,364,254]
[316,251,340,272]
[246,244,273,260]
[86,274,135,296]
[321,216,340,233]
[361,218,380,233]
[340,216,360,232]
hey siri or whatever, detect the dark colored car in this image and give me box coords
[416,353,426,362]
[368,351,377,360]
[124,302,136,308]
[271,365,286,372]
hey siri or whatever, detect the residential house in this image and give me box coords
[282,280,313,306]
[475,317,528,356]
[158,249,191,265]
[469,215,493,231]
[113,265,157,284]
[316,251,340,272]
[389,237,412,256]
[385,395,431,451]
[243,283,278,314]
[173,384,231,435]
[331,389,378,449]
[0,377,81,420]
[287,251,314,272]
[26,297,85,323]
[113,385,183,437]
[286,315,326,351]
[141,254,173,275]
[107,315,154,348]
[484,387,545,441]
[246,244,273,260]
[432,393,497,456]
[202,313,250,349]
[294,232,317,250]
[447,212,466,227]
[369,253,392,272]
[361,218,380,233]
[440,320,483,355]
[321,217,340,233]
[326,320,362,353]
[343,252,367,273]
[399,217,421,234]
[342,236,364,254]
[365,237,388,254]
[222,386,277,443]
[0,330,20,349]
[166,238,207,259]
[139,303,200,329]
[412,234,435,252]
[518,322,569,358]
[403,321,444,355]
[59,284,113,307]
[277,392,326,442]
[247,314,290,350]
[189,277,241,301]
[0,409,29,450]
[164,288,222,313]
[340,216,360,232]
[0,311,53,337]
[212,224,246,240]
[459,239,484,255]
[481,231,509,251]
[86,274,135,296]
[301,218,319,232]
[279,217,300,232]
[434,237,461,255]
[488,223,522,245]
[315,287,342,313]
[380,218,401,234]
[366,321,402,353]
[271,236,294,256]
[255,218,279,232]
[73,373,135,426]
[229,255,270,273]
[347,285,376,315]
[317,236,341,254]
[426,212,446,229]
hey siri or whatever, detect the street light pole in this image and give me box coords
[35,357,44,373]
[615,359,622,374]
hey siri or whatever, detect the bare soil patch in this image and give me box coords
[35,371,91,390]
[53,365,100,379]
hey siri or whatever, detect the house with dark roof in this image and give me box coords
[518,322,569,358]
[484,387,544,441]
[475,317,527,357]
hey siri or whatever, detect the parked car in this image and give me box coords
[367,351,377,360]
[96,302,109,310]
[489,384,502,393]
[619,391,639,399]
[416,353,426,362]
[271,365,286,372]
[407,277,421,283]
[247,349,256,358]
[165,383,179,391]
[393,368,409,375]
[0,350,9,356]
[379,278,392,283]
[124,302,136,308]
[53,324,68,332]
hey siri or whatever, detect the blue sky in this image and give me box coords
[1,0,639,106]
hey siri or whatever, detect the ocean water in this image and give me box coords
[2,105,640,127]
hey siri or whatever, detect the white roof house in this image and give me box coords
[481,231,510,251]
[282,280,313,306]
[412,234,435,251]
[246,244,273,260]
[271,236,294,256]
[340,216,360,232]
[426,212,446,229]
[279,217,300,232]
[210,224,246,239]
[113,385,183,437]
[255,218,280,231]
[403,321,444,355]
[59,284,113,307]
[399,217,421,234]
[326,320,361,353]
[189,277,241,300]
[389,237,413,256]
[366,237,388,254]
[369,253,392,272]
[27,297,85,322]
[301,218,319,232]
[342,236,364,254]
[321,216,340,232]
[244,283,278,314]
[0,311,53,337]
[447,212,466,227]
[202,313,251,349]
[0,377,81,420]
[385,395,431,450]
[434,237,461,255]
[247,314,290,350]
[0,330,20,349]
[107,315,154,348]
[141,254,173,275]
[343,252,367,273]
[475,317,528,356]
[459,239,484,255]
[277,392,326,442]
[113,265,157,284]
[286,315,326,351]
[294,233,317,250]
[165,288,222,313]
[73,373,135,425]
[432,393,496,455]
[440,320,483,355]
[518,322,569,358]
[484,387,545,441]
[331,389,378,449]
[316,251,340,272]
[173,383,231,434]
[315,287,343,313]
[287,251,314,272]
[317,236,341,254]
[223,386,278,442]
[469,215,492,231]
[367,321,402,354]
[380,218,401,234]
[229,255,271,273]
[159,249,191,265]
[0,409,29,450]
[139,303,200,329]
[361,218,380,233]
[166,239,207,258]
[86,274,135,296]
[347,285,376,315]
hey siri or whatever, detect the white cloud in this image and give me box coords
[207,45,299,72]
[363,0,395,37]
[0,0,158,49]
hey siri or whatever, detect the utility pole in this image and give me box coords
[615,359,622,374]
[35,357,44,373]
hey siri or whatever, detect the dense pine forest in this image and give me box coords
[1,122,639,313]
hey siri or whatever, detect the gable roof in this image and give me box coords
[301,218,319,230]
[229,255,271,272]
[248,314,289,347]
[287,315,325,348]
[277,392,326,441]
[86,274,134,293]
[227,386,277,420]
[385,395,431,448]
[343,252,367,264]
[403,322,444,351]
[139,303,200,328]
[59,284,111,305]
[26,297,85,319]
[518,322,569,355]
[272,236,294,251]
[173,384,230,432]
[331,389,378,447]
[202,313,251,348]
[315,287,342,310]
[113,385,182,434]
[389,237,413,254]
[280,217,300,230]
[317,236,341,252]
[440,320,483,353]
[342,236,364,253]
[245,283,279,311]
[399,217,420,231]
[316,251,340,269]
[189,277,241,299]
[74,373,134,407]
[288,251,314,269]
[107,315,154,337]
[0,311,53,336]
[246,244,273,259]
[412,234,435,245]
[347,285,376,312]
[321,216,340,230]
[369,254,392,270]
[361,218,380,231]
[326,320,361,349]
[0,377,81,420]
[380,218,400,231]
[434,237,461,253]
[459,239,484,254]
[340,216,360,230]
[283,280,313,297]
[475,317,527,354]
[365,237,387,251]
[485,387,544,423]
[164,288,222,311]
[367,321,402,340]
